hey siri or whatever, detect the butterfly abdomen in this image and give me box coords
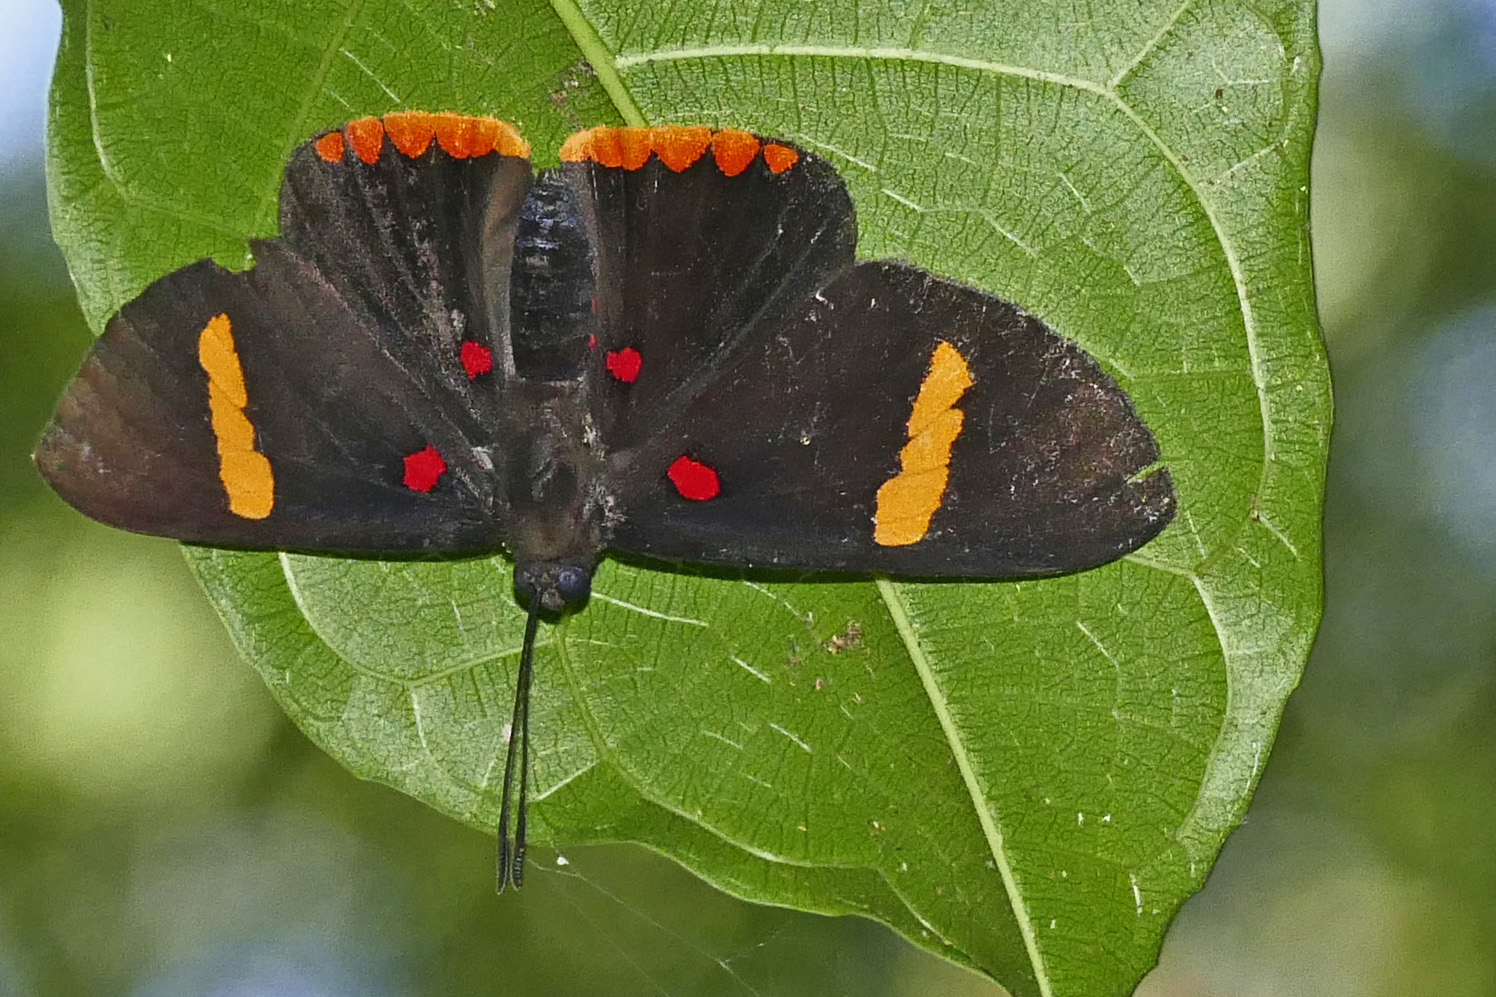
[509,173,596,382]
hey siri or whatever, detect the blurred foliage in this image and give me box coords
[4,0,1496,995]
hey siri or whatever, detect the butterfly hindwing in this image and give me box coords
[280,113,534,381]
[557,128,857,449]
[604,261,1177,578]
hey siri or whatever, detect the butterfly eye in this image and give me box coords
[554,565,592,605]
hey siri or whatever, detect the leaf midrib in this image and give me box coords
[544,9,1278,991]
[876,579,1054,997]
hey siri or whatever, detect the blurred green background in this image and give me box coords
[2,1,1493,994]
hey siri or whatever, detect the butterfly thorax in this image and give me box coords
[499,380,606,610]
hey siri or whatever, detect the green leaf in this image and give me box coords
[46,1,1328,994]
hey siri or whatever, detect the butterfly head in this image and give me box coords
[514,560,592,614]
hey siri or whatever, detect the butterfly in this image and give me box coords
[35,113,1177,890]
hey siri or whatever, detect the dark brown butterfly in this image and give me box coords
[36,114,1176,889]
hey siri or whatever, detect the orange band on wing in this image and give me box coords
[873,342,974,546]
[559,126,792,176]
[198,314,274,520]
[318,113,530,164]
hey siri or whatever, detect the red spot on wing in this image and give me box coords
[668,456,720,501]
[588,334,599,349]
[403,445,448,492]
[606,346,642,383]
[315,131,346,163]
[460,341,493,379]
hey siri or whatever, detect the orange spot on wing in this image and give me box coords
[588,126,625,167]
[431,112,493,158]
[762,143,799,173]
[343,117,385,164]
[384,112,529,159]
[617,127,653,169]
[314,131,346,163]
[383,111,436,157]
[874,342,974,546]
[711,130,761,176]
[559,128,595,162]
[494,119,530,158]
[197,314,274,520]
[652,126,712,171]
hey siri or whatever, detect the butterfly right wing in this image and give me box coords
[602,262,1176,578]
[556,128,857,449]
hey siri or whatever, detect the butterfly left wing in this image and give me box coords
[37,243,512,551]
[602,261,1176,578]
[36,115,538,553]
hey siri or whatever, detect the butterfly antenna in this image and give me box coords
[497,597,541,892]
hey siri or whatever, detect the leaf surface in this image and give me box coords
[47,1,1327,993]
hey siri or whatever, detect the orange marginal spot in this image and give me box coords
[763,143,800,173]
[618,127,653,169]
[383,111,437,157]
[711,130,761,176]
[197,314,275,520]
[344,117,385,164]
[559,128,596,162]
[494,119,530,158]
[461,116,502,158]
[652,126,712,172]
[873,341,974,546]
[588,126,625,168]
[432,113,496,158]
[314,131,346,163]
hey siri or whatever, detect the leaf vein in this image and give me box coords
[875,579,1054,997]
